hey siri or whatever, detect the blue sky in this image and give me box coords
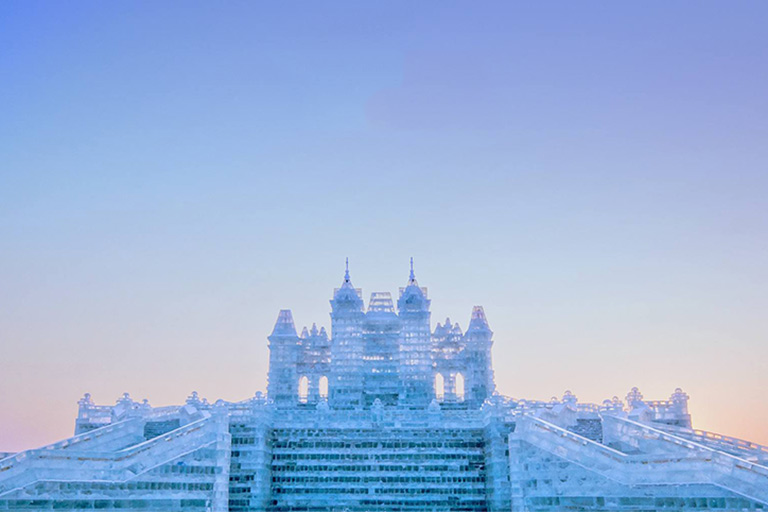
[1,2,767,450]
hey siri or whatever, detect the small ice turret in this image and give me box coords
[463,306,495,408]
[268,309,301,406]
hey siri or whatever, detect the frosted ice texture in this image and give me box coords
[1,265,766,511]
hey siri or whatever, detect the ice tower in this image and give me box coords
[328,259,365,409]
[396,258,434,407]
[463,305,495,408]
[267,310,300,406]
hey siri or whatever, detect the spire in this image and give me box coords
[398,257,429,310]
[332,258,363,310]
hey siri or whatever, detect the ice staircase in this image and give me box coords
[0,414,225,497]
[512,413,768,506]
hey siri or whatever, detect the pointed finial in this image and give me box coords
[344,257,350,283]
[409,257,415,282]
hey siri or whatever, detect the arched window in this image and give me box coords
[319,376,329,399]
[298,376,309,403]
[455,373,465,402]
[435,373,445,402]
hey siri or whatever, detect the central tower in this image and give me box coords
[328,260,365,409]
[362,292,401,407]
[396,259,433,408]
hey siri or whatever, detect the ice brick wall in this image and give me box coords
[269,425,488,512]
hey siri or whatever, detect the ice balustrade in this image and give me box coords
[0,414,227,498]
[269,403,486,430]
[76,405,113,421]
[655,424,768,463]
[685,429,768,461]
[505,387,690,422]
[503,394,603,422]
[513,413,768,506]
[609,415,768,504]
[76,392,191,435]
[0,419,145,496]
[34,418,145,454]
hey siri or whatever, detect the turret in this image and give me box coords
[462,306,495,408]
[267,310,301,406]
[397,258,432,408]
[329,259,365,409]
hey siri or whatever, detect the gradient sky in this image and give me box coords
[1,2,767,452]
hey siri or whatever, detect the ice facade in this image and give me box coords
[1,263,767,511]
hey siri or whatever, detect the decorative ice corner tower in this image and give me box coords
[463,305,495,408]
[267,309,301,406]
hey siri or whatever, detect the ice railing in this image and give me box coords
[644,399,688,418]
[515,415,627,461]
[502,394,602,423]
[75,391,272,425]
[43,418,144,452]
[654,424,768,462]
[231,394,498,426]
[503,387,690,421]
[77,404,182,425]
[515,414,768,505]
[1,418,144,465]
[142,405,185,420]
[269,404,486,429]
[610,416,768,504]
[0,415,221,497]
[644,399,675,408]
[75,404,113,421]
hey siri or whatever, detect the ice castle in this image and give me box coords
[1,261,767,511]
